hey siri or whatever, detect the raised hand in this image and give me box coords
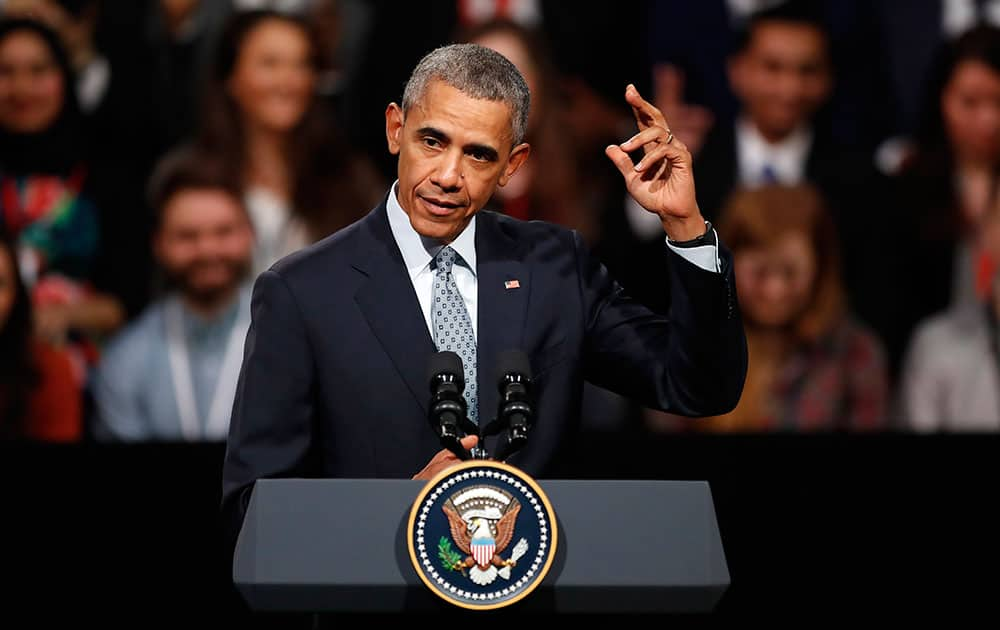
[605,84,706,242]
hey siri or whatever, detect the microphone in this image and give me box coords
[426,351,476,460]
[491,349,534,462]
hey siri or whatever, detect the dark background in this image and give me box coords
[3,431,997,624]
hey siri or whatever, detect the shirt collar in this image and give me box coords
[736,117,813,182]
[385,181,477,277]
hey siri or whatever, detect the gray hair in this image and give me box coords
[402,43,531,146]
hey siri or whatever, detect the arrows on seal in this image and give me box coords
[498,538,529,580]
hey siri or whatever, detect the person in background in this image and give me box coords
[0,230,81,442]
[194,8,382,279]
[891,24,1000,378]
[694,1,857,214]
[873,0,1000,171]
[92,148,254,442]
[0,17,126,384]
[898,190,1000,432]
[647,0,893,160]
[648,184,888,432]
[0,0,109,115]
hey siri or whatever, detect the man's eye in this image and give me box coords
[424,137,441,147]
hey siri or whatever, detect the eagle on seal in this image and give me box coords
[443,499,521,585]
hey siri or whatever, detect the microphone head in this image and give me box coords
[495,348,532,390]
[427,350,465,388]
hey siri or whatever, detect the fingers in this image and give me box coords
[636,138,690,174]
[605,144,636,179]
[619,126,667,154]
[412,434,480,479]
[413,450,459,480]
[625,83,668,130]
[460,435,479,450]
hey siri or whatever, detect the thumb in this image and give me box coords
[605,144,636,180]
[460,434,478,450]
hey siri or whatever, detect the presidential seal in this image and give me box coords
[406,459,558,610]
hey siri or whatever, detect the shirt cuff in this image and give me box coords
[665,228,721,273]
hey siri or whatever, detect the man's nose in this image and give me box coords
[431,150,463,191]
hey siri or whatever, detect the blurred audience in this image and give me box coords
[651,185,889,432]
[874,0,1000,169]
[898,189,1000,432]
[0,230,81,441]
[3,2,999,437]
[0,17,127,384]
[194,8,381,278]
[890,24,1000,376]
[139,0,234,164]
[690,1,895,363]
[0,0,108,114]
[92,148,253,442]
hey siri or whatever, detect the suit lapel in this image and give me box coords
[351,205,532,448]
[475,211,530,447]
[353,202,436,415]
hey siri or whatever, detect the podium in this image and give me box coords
[233,478,730,613]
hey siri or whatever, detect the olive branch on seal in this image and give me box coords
[438,537,465,574]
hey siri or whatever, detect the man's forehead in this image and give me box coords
[407,82,514,145]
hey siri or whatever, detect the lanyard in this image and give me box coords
[164,295,249,441]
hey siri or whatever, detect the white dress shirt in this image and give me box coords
[387,183,479,339]
[386,181,721,343]
[736,118,813,188]
[623,195,723,272]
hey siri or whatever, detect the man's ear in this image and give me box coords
[498,143,531,187]
[385,103,404,155]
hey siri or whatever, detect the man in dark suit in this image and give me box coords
[221,43,747,542]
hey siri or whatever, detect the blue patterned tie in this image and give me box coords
[432,246,477,423]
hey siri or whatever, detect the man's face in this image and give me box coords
[729,21,831,140]
[385,80,530,243]
[154,189,254,305]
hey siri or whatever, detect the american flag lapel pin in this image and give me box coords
[504,279,521,290]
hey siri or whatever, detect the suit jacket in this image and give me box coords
[220,198,748,541]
